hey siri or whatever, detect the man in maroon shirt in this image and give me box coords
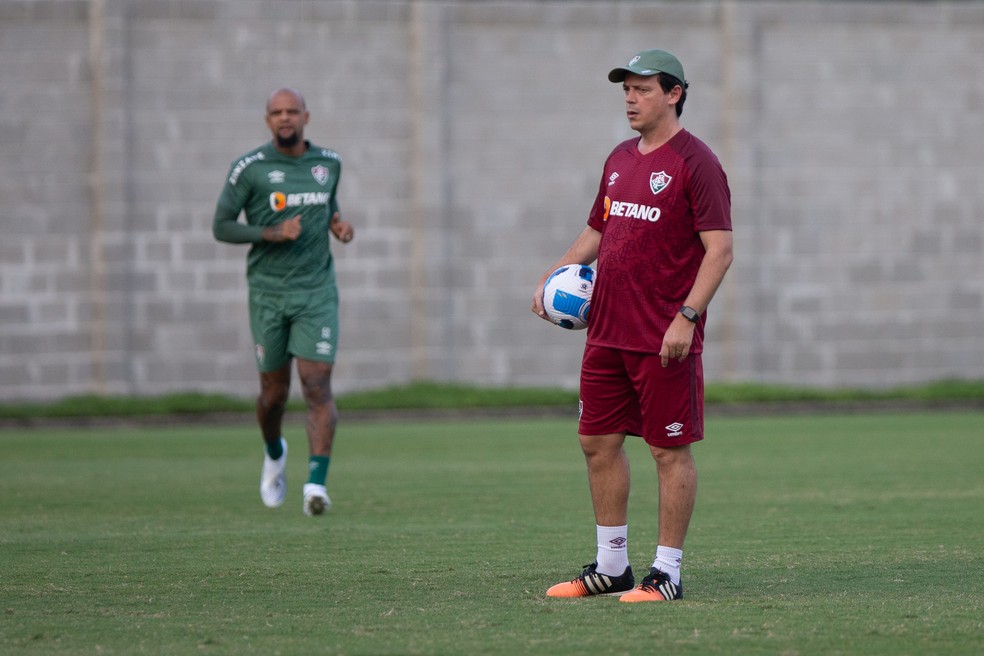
[533,49,734,602]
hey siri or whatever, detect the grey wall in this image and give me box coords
[1,0,983,401]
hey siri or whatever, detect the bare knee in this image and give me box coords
[579,433,626,465]
[297,361,334,408]
[649,444,695,472]
[258,369,290,411]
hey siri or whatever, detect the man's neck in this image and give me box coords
[637,122,682,155]
[274,140,308,158]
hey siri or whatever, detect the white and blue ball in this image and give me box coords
[542,264,595,330]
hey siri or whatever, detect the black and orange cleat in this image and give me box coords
[546,562,634,598]
[619,567,683,602]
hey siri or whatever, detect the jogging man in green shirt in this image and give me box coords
[213,88,354,516]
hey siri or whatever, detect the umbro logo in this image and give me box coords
[665,422,684,437]
[609,537,627,548]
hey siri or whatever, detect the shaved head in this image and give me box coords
[266,87,306,113]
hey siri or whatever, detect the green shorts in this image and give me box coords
[248,284,339,372]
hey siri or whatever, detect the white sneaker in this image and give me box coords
[259,438,287,508]
[303,483,331,516]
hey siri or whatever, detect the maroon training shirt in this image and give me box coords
[586,129,732,355]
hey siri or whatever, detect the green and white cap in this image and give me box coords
[608,49,686,84]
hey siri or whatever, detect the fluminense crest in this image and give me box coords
[650,171,672,195]
[311,165,330,185]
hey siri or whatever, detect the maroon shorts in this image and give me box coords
[578,344,704,447]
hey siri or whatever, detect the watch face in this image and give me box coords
[681,307,699,322]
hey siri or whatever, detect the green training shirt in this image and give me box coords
[213,141,342,291]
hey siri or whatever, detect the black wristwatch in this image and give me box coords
[679,306,700,323]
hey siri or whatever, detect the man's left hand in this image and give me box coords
[329,212,354,243]
[659,315,696,368]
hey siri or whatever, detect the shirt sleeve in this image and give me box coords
[687,151,732,233]
[212,167,265,244]
[329,164,341,217]
[586,168,610,232]
[213,205,264,243]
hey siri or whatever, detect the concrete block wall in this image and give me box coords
[1,0,982,400]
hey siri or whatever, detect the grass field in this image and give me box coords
[2,411,983,655]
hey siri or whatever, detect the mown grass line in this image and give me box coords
[2,379,983,421]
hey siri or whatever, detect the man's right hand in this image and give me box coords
[262,215,302,242]
[532,270,561,323]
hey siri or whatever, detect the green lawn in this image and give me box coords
[1,411,982,655]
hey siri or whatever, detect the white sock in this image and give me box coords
[652,545,683,585]
[595,525,629,576]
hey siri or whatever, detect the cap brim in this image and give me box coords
[608,66,659,83]
[608,68,629,83]
[608,68,632,82]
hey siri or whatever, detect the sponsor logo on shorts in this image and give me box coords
[316,341,333,356]
[578,399,584,420]
[255,344,265,365]
[665,422,684,437]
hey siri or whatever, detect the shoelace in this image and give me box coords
[640,571,671,592]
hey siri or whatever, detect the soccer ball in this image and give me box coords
[542,264,595,330]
